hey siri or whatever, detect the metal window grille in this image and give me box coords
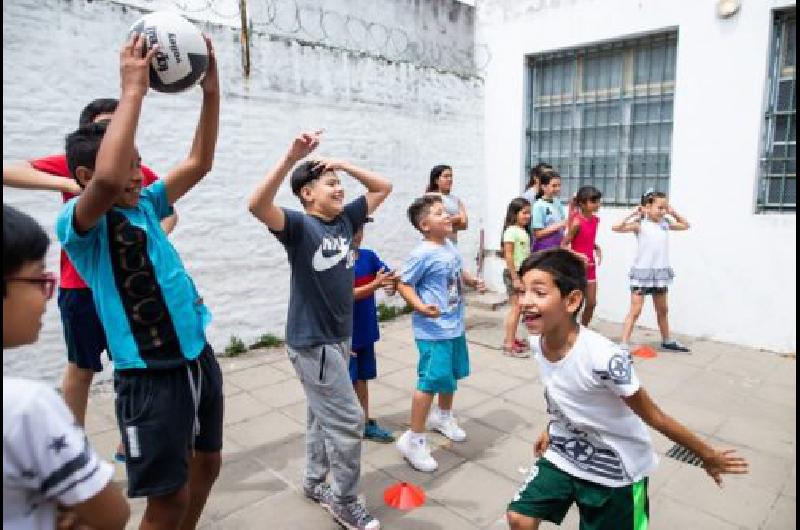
[758,10,796,213]
[525,32,678,206]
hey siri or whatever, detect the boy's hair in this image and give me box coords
[65,121,109,184]
[79,98,118,126]
[426,164,452,193]
[641,189,667,205]
[518,248,586,317]
[535,171,561,200]
[526,162,554,190]
[3,204,50,297]
[407,194,443,232]
[575,185,602,204]
[502,197,531,241]
[290,160,327,204]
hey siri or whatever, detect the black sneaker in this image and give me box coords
[661,340,690,353]
[303,482,334,508]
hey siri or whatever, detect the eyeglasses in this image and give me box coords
[6,272,57,299]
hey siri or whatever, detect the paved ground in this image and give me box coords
[84,302,796,529]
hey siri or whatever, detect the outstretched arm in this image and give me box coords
[624,388,748,487]
[73,34,155,233]
[3,163,81,194]
[164,36,220,205]
[315,160,392,215]
[248,131,321,232]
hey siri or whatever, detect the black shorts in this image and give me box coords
[630,286,668,296]
[114,345,224,498]
[58,288,109,372]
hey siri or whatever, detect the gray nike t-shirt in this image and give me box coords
[271,196,368,348]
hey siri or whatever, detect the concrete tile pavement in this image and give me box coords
[83,306,796,529]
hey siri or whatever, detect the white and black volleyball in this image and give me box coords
[129,12,208,94]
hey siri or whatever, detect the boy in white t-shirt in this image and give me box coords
[506,248,748,530]
[3,204,129,530]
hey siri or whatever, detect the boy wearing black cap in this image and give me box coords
[248,131,392,530]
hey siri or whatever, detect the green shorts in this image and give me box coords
[508,458,650,530]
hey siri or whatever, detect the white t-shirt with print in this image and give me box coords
[529,327,658,488]
[3,377,114,530]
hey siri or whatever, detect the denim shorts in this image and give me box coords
[415,334,470,394]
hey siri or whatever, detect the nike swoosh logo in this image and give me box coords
[312,245,350,272]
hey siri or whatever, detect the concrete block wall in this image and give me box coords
[2,0,484,383]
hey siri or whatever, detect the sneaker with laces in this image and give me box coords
[327,499,380,530]
[364,419,395,443]
[303,482,334,508]
[661,340,690,353]
[426,409,467,442]
[396,430,438,472]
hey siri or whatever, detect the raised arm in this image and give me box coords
[667,205,690,231]
[3,163,81,194]
[164,36,220,205]
[247,131,321,232]
[316,160,392,215]
[611,207,643,233]
[624,388,748,487]
[73,34,155,233]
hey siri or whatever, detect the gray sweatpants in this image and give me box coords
[287,340,364,503]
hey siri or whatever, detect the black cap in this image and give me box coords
[290,161,326,197]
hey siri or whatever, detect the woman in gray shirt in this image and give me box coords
[426,164,467,244]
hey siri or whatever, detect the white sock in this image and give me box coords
[438,409,452,420]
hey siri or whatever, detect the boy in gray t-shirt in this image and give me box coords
[248,131,392,530]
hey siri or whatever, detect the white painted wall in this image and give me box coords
[477,0,796,353]
[2,0,484,383]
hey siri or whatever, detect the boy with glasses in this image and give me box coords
[3,204,130,530]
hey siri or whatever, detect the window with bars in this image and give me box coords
[758,10,796,212]
[525,32,678,206]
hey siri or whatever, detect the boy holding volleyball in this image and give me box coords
[55,33,221,530]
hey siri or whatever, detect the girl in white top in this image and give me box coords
[506,249,748,530]
[612,190,691,352]
[426,165,467,244]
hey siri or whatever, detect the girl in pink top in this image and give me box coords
[562,186,602,326]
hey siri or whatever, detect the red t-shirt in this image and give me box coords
[30,155,159,289]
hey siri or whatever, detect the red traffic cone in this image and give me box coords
[383,481,426,511]
[631,345,657,359]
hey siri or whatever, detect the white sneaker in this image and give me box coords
[396,430,438,472]
[426,410,467,442]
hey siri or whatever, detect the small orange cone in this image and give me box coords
[383,482,426,511]
[631,345,657,359]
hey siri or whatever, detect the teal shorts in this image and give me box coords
[508,458,650,530]
[415,334,470,394]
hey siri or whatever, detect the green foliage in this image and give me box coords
[376,303,414,322]
[250,333,284,349]
[224,335,247,357]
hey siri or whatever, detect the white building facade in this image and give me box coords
[477,0,796,353]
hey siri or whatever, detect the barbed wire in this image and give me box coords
[134,0,490,74]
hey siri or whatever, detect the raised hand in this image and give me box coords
[287,130,322,162]
[702,448,749,487]
[200,34,219,95]
[121,33,158,97]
